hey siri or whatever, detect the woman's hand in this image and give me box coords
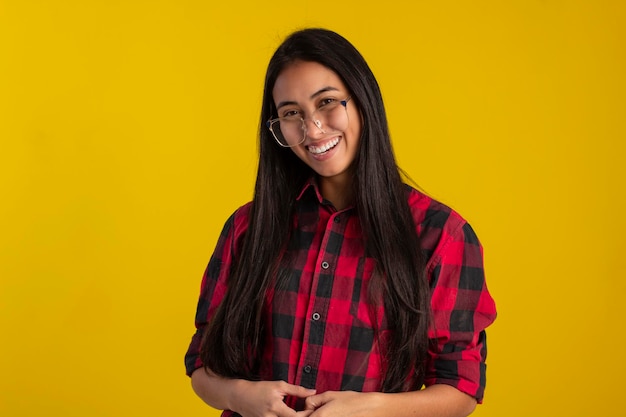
[191,369,316,417]
[231,380,317,417]
[303,391,384,417]
[303,385,477,417]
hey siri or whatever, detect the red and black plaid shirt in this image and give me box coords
[185,180,496,413]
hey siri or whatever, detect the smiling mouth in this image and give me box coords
[307,137,340,155]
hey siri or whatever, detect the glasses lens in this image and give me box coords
[270,118,304,147]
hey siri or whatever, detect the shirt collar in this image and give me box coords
[296,176,356,212]
[296,177,324,203]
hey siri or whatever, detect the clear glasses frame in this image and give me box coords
[266,97,352,148]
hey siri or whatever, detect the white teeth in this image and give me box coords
[308,137,339,155]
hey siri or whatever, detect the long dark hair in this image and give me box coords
[201,28,430,392]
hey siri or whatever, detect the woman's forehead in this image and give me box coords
[273,61,346,102]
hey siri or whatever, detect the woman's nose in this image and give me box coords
[304,117,326,137]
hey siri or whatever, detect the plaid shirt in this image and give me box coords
[185,181,496,414]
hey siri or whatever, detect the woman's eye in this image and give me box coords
[318,97,336,107]
[282,109,301,118]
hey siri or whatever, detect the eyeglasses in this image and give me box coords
[266,97,351,148]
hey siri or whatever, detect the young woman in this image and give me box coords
[185,28,496,417]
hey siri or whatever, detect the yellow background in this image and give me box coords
[1,1,624,416]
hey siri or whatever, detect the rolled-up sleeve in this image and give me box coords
[424,219,497,402]
[184,208,245,376]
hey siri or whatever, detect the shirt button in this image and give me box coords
[312,312,321,321]
[333,216,341,223]
[321,261,329,269]
[304,365,312,373]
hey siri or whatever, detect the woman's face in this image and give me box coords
[272,60,362,185]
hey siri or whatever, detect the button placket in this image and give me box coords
[298,207,347,387]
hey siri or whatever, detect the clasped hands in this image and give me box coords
[232,380,383,417]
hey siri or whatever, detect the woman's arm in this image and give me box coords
[304,384,476,417]
[190,368,317,417]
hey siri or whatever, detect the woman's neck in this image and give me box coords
[318,174,354,211]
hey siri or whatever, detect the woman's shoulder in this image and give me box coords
[405,185,466,229]
[404,184,477,252]
[232,201,253,219]
[220,201,253,239]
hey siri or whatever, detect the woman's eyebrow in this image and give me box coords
[276,100,297,110]
[276,86,340,110]
[310,86,339,99]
